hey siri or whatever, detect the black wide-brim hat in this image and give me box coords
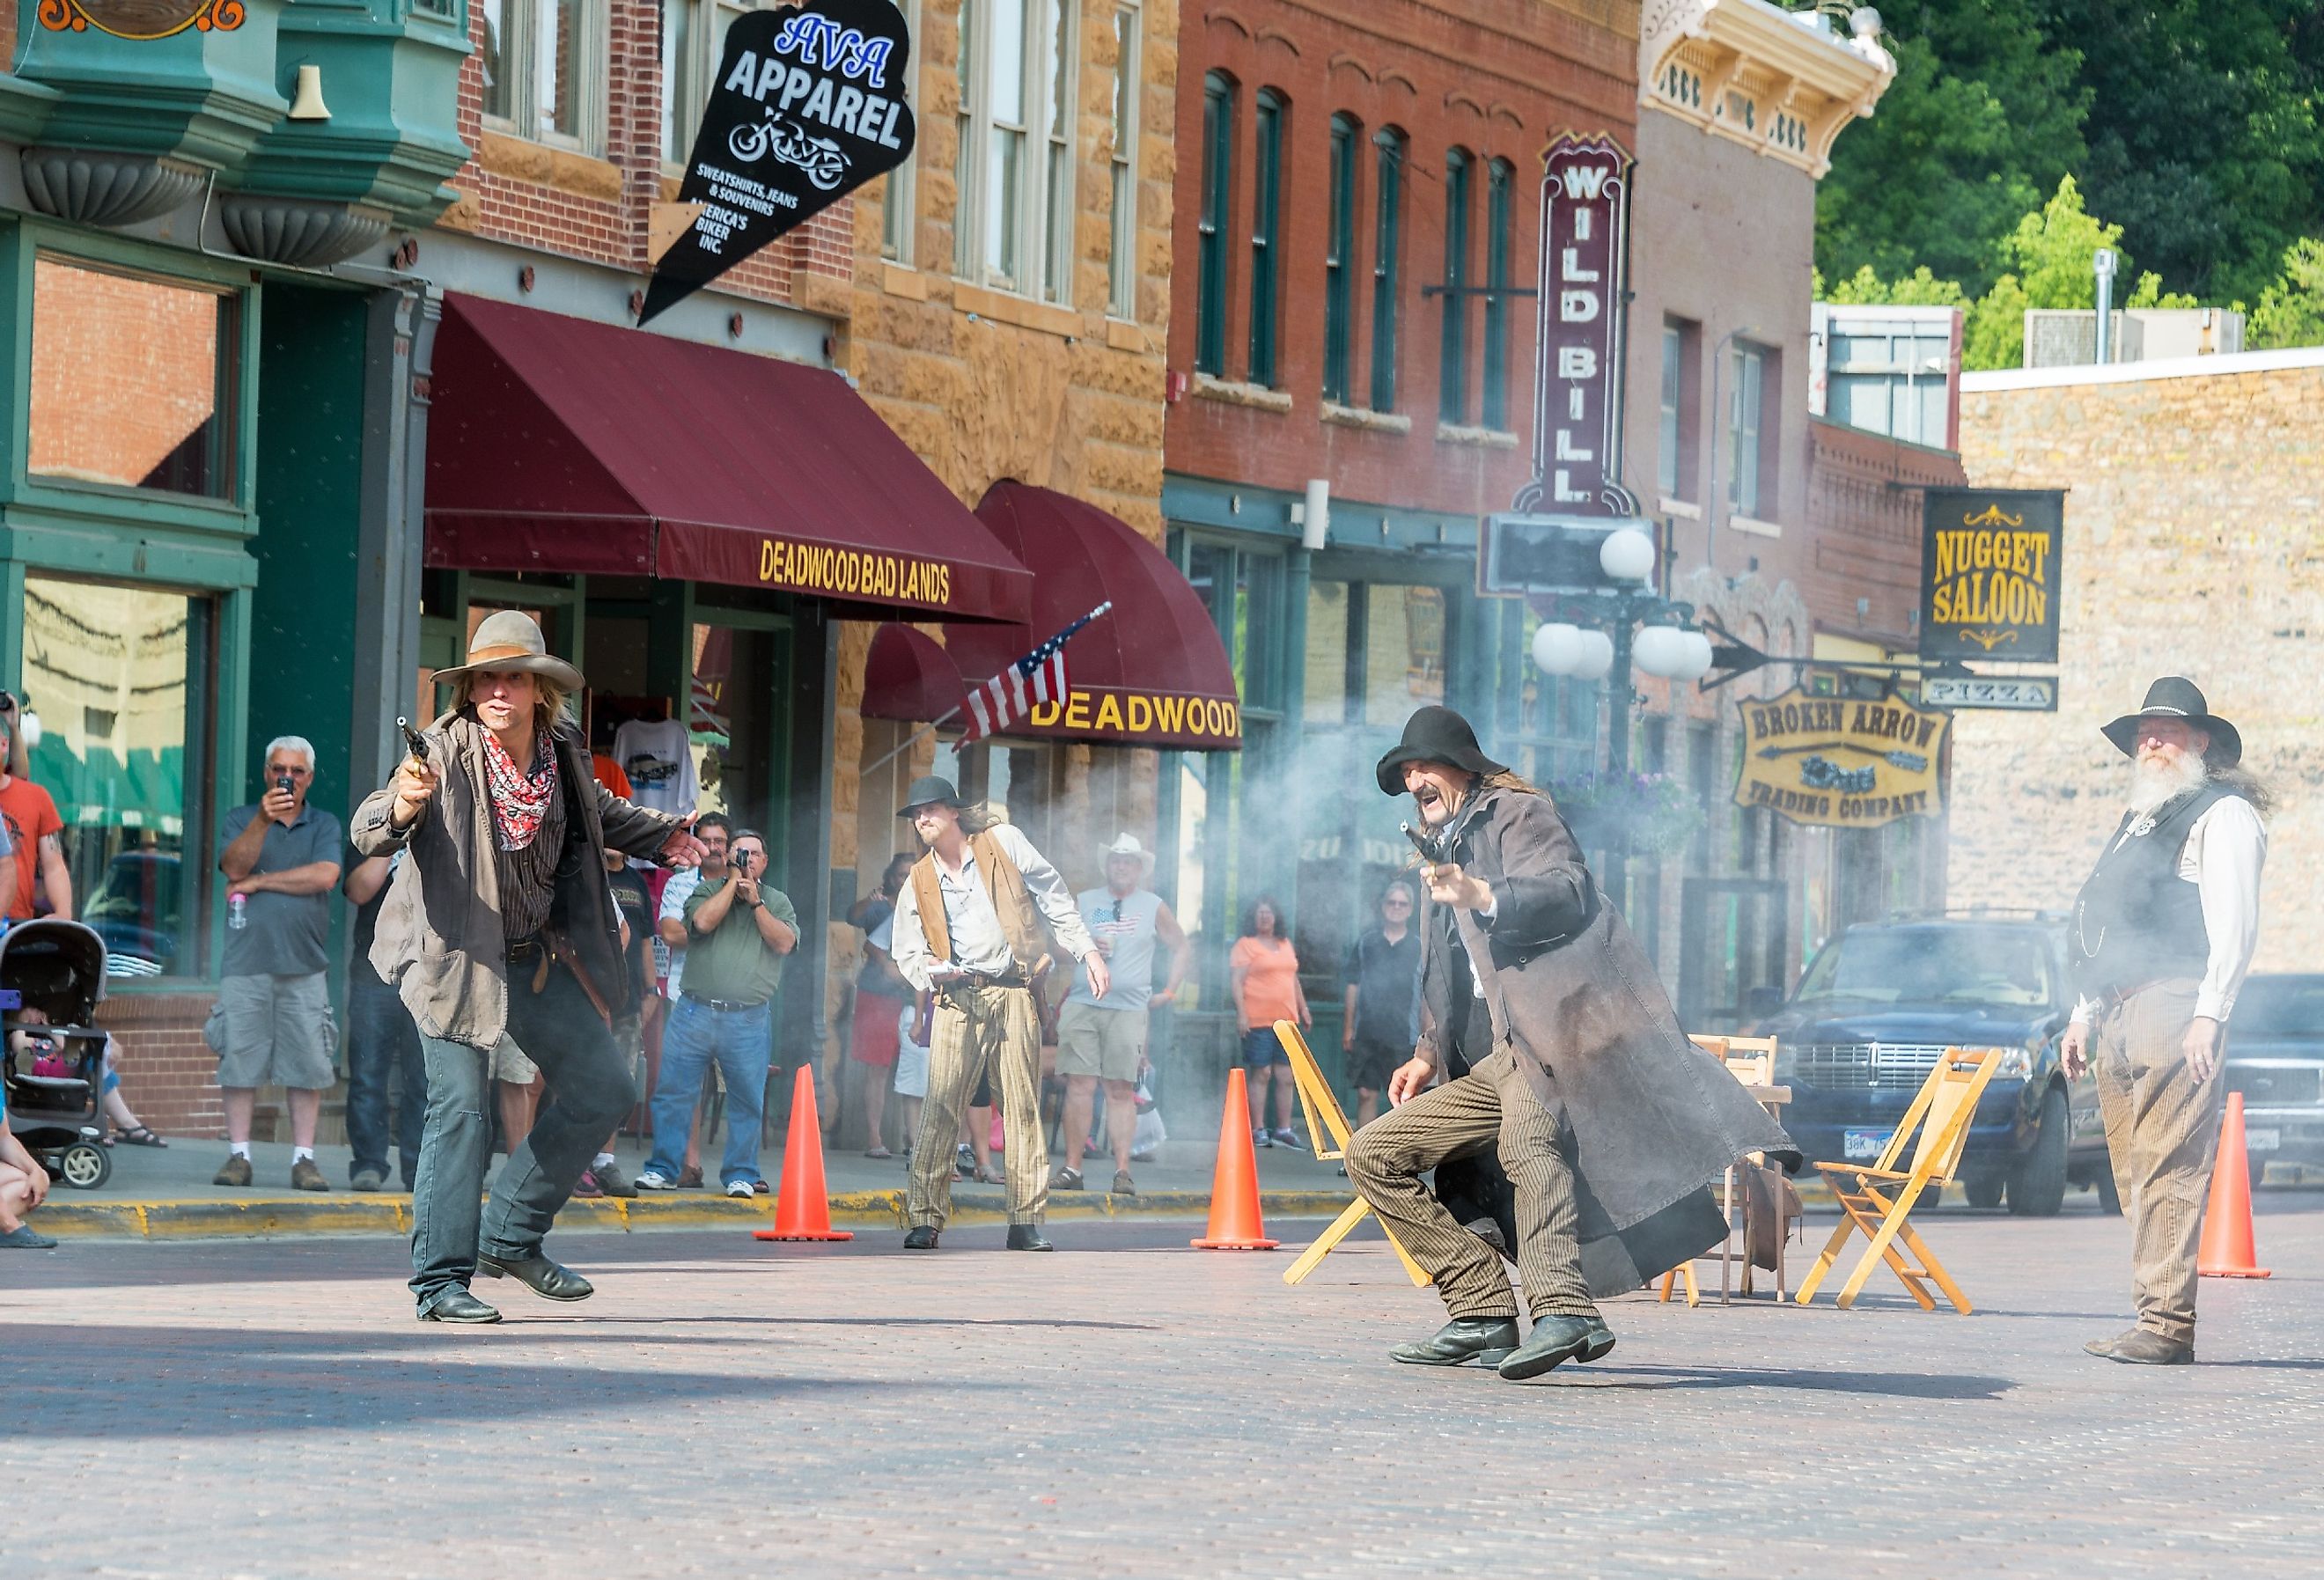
[2101,675,2241,766]
[1375,705,1508,796]
[898,775,965,815]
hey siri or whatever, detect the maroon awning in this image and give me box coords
[423,294,1032,624]
[860,622,965,722]
[945,482,1241,751]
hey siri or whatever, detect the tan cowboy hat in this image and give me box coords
[432,609,586,693]
[1099,832,1156,876]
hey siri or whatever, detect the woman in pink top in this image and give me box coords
[1230,897,1311,1148]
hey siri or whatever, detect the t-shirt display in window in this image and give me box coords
[612,717,697,816]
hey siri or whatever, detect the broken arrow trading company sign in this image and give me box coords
[1732,686,1951,830]
[1512,132,1636,518]
[641,0,916,324]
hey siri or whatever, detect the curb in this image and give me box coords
[33,1187,1364,1242]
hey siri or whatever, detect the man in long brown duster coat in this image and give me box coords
[1344,706,1795,1380]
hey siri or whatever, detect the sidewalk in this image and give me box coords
[37,1125,1362,1240]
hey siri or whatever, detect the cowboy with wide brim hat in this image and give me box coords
[897,776,967,817]
[431,609,587,694]
[1099,831,1156,878]
[2100,676,2241,767]
[1375,704,1509,796]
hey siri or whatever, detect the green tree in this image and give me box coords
[1820,264,1972,308]
[1813,0,2088,296]
[2247,238,2324,349]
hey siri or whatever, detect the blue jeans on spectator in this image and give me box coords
[645,996,774,1188]
[409,963,634,1311]
[346,968,426,1188]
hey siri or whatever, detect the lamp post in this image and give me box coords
[1529,525,1715,913]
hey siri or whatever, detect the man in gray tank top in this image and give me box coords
[1053,834,1192,1196]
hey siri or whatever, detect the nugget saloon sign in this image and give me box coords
[1919,489,2065,664]
[641,0,916,324]
[1734,687,1949,829]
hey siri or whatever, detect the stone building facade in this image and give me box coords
[1949,349,2324,972]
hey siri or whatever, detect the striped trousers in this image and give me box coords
[1344,1046,1597,1322]
[906,982,1048,1228]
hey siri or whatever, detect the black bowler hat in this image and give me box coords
[1375,705,1508,796]
[2101,676,2242,766]
[898,775,966,816]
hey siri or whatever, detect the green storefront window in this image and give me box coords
[1195,71,1233,377]
[1483,158,1513,431]
[21,577,215,980]
[29,258,236,501]
[1439,148,1470,425]
[1369,128,1403,414]
[1247,89,1283,388]
[1323,114,1357,403]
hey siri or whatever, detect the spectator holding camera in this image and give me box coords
[636,824,798,1196]
[0,691,69,922]
[212,737,342,1192]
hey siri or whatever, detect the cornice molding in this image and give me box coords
[1639,0,1892,177]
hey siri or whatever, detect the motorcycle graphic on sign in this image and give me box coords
[728,111,849,191]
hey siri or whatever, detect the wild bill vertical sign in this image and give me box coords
[640,0,916,325]
[1513,133,1637,517]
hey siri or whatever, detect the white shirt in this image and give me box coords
[2071,795,2268,1025]
[891,823,1097,993]
[658,865,702,997]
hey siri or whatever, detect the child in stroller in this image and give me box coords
[2,918,117,1196]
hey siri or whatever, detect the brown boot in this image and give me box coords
[290,1157,329,1192]
[213,1154,253,1187]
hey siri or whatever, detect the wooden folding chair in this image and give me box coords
[1794,1047,2003,1313]
[1658,1035,1787,1306]
[1271,1020,1430,1289]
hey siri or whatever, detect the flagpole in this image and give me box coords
[857,602,1113,778]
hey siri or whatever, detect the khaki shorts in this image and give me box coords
[490,1035,539,1084]
[1055,1001,1147,1084]
[215,972,337,1091]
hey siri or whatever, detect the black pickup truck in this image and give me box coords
[1750,915,2113,1216]
[2227,974,2324,1179]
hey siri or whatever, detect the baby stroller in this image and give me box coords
[1,918,113,1189]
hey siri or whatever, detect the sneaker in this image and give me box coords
[634,1170,675,1192]
[213,1154,253,1187]
[1110,1170,1136,1197]
[725,1179,755,1199]
[592,1159,638,1199]
[1050,1165,1085,1191]
[290,1157,329,1192]
[1271,1128,1306,1151]
[1252,1128,1274,1150]
[571,1170,605,1199]
[955,1142,977,1172]
[350,1168,386,1193]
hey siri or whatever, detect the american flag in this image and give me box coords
[960,603,1111,745]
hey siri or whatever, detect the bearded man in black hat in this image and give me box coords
[2064,677,2270,1366]
[1343,706,1794,1380]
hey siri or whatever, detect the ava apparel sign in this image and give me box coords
[641,0,916,324]
[1733,686,1950,829]
[1918,488,2066,664]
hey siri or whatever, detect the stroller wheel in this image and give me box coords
[59,1142,111,1190]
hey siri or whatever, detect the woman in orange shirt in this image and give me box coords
[1230,897,1311,1148]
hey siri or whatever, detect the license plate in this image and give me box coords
[1845,1128,1892,1160]
[2246,1128,2280,1151]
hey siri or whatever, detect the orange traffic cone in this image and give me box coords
[1192,1068,1279,1251]
[753,1065,854,1242]
[2197,1091,2270,1278]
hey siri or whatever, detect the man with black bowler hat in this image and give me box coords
[2064,677,2269,1366]
[1343,706,1793,1381]
[888,776,1107,1251]
[353,611,707,1324]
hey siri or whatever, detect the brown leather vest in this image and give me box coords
[908,829,1046,974]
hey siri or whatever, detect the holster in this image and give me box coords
[541,926,615,1027]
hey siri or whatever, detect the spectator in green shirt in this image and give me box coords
[636,827,798,1196]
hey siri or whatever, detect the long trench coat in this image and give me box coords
[1418,783,1797,1297]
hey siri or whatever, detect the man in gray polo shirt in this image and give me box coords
[211,735,343,1191]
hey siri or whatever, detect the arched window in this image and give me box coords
[1439,147,1473,424]
[1195,70,1236,376]
[1247,88,1286,387]
[1370,126,1407,413]
[1482,157,1514,430]
[1323,113,1360,403]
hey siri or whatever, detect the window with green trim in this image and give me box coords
[1247,88,1284,388]
[1322,113,1358,403]
[1370,126,1404,413]
[1438,147,1471,425]
[1195,71,1234,377]
[1482,157,1513,431]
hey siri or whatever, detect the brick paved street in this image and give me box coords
[6,1195,2322,1579]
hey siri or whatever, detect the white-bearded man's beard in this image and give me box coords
[2127,749,2208,815]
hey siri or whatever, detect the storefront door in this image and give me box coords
[1678,876,1790,1032]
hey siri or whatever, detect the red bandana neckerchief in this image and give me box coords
[482,730,558,851]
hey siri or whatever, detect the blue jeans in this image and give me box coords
[409,962,635,1309]
[346,968,425,1187]
[645,996,774,1187]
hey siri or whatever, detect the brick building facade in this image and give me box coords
[1948,349,2324,971]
